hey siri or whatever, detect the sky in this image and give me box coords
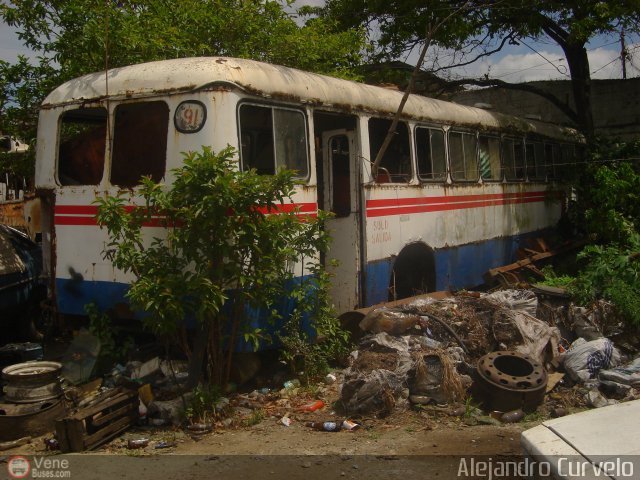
[1,2,639,83]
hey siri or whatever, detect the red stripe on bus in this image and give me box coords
[54,215,164,227]
[55,205,98,215]
[365,191,551,209]
[366,193,552,218]
[54,203,317,226]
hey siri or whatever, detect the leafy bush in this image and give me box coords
[96,147,349,386]
[571,237,640,326]
[566,138,640,327]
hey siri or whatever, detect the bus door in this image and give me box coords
[321,130,361,312]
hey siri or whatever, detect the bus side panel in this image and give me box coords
[362,182,563,305]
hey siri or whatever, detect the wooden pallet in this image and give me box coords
[55,387,138,452]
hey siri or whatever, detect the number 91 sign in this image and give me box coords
[174,100,207,133]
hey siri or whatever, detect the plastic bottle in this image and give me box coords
[305,421,341,432]
[127,438,149,449]
[284,379,301,389]
[297,400,325,412]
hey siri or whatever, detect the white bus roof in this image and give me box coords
[42,57,578,141]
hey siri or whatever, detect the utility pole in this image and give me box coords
[621,28,628,79]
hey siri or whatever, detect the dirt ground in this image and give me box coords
[1,410,528,480]
[0,372,567,480]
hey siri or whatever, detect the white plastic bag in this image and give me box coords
[599,356,640,386]
[485,289,538,317]
[562,338,621,383]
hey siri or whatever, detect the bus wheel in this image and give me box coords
[390,243,436,301]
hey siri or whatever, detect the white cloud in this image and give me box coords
[441,45,639,83]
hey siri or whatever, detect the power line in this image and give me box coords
[519,39,569,76]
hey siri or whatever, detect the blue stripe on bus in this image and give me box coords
[55,276,316,352]
[364,229,551,304]
[56,228,550,342]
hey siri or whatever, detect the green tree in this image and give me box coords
[95,147,347,386]
[0,0,365,143]
[551,139,640,327]
[320,0,640,139]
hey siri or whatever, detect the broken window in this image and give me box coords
[238,104,309,178]
[329,135,351,218]
[526,141,546,181]
[0,136,11,152]
[478,135,501,181]
[503,138,525,181]
[368,118,411,183]
[449,130,478,181]
[58,107,108,186]
[545,143,560,180]
[557,144,577,181]
[415,126,446,181]
[111,101,169,187]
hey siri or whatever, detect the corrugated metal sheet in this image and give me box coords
[42,57,578,141]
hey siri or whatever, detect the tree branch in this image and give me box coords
[447,77,579,123]
[430,31,516,74]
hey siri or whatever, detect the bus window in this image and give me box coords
[526,141,546,181]
[449,131,478,181]
[503,138,525,181]
[369,118,411,183]
[239,104,309,178]
[0,136,12,152]
[415,127,446,181]
[478,135,501,181]
[558,144,577,181]
[58,107,107,186]
[329,135,351,218]
[111,101,169,187]
[545,143,560,180]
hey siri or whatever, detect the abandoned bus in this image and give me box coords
[35,57,580,322]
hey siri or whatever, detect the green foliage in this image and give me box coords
[538,265,576,289]
[95,146,348,385]
[278,257,350,384]
[575,139,640,245]
[1,0,365,143]
[85,302,133,365]
[321,1,640,136]
[566,138,640,327]
[322,1,640,62]
[242,408,265,427]
[184,383,222,424]
[572,239,640,326]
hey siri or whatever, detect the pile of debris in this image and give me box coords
[338,288,640,420]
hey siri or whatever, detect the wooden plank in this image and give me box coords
[83,414,136,450]
[485,240,587,279]
[55,387,139,452]
[62,419,87,453]
[534,237,550,252]
[90,402,137,428]
[54,420,71,452]
[70,390,136,420]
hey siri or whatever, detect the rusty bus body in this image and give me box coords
[35,57,580,322]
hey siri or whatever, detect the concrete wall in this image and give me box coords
[450,78,640,140]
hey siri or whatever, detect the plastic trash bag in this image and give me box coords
[599,356,640,386]
[485,289,538,317]
[562,338,621,383]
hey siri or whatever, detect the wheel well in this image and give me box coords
[390,242,436,301]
